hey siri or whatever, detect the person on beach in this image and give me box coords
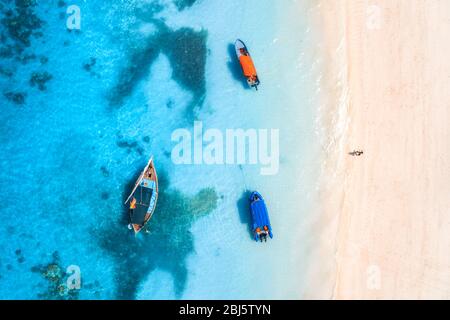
[349,150,364,156]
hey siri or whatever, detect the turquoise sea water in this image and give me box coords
[0,0,321,299]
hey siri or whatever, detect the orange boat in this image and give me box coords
[235,39,260,90]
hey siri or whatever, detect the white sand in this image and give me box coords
[310,0,450,299]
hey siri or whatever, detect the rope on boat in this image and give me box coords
[239,164,252,192]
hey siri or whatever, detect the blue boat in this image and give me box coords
[249,191,273,242]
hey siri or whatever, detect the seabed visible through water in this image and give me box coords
[0,0,321,299]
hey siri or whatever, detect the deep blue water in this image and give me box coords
[0,0,321,299]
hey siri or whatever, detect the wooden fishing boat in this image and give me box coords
[125,157,158,234]
[235,39,260,90]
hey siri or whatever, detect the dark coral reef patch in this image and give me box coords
[173,0,199,11]
[97,170,218,299]
[31,251,80,300]
[108,19,207,119]
[29,71,53,91]
[4,91,26,105]
[0,0,44,53]
[164,27,207,101]
[0,0,52,104]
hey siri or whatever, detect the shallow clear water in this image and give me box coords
[0,0,321,299]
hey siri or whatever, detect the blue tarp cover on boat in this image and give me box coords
[250,191,273,241]
[251,200,270,228]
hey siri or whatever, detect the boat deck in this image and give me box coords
[130,186,153,226]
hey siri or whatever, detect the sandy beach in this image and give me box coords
[312,0,450,299]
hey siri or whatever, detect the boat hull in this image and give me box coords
[249,191,273,241]
[125,157,158,234]
[235,39,260,89]
[234,39,247,58]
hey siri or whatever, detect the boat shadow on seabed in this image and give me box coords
[237,190,254,240]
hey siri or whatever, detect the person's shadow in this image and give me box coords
[227,43,250,89]
[237,189,254,239]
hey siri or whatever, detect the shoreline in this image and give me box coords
[311,0,450,299]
